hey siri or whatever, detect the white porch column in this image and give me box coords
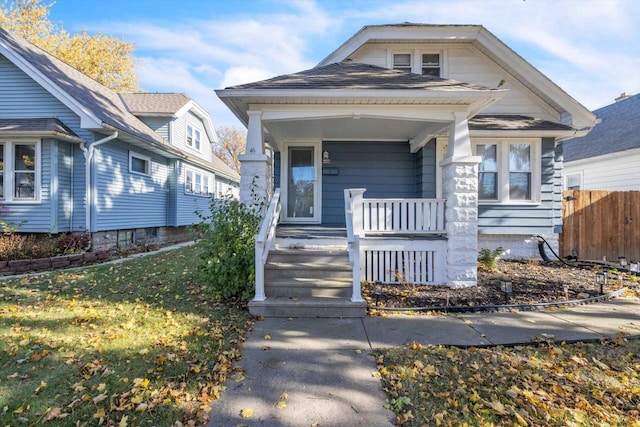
[440,112,481,288]
[238,110,269,209]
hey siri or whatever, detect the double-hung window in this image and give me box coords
[184,167,212,196]
[391,51,442,77]
[474,139,540,204]
[421,53,440,76]
[392,53,412,72]
[186,124,202,151]
[0,141,40,202]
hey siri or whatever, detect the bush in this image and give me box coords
[0,232,90,260]
[478,247,504,271]
[194,195,263,301]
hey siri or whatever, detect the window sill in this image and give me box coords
[479,201,542,207]
[183,191,212,198]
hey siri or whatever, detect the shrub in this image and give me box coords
[194,194,263,301]
[0,232,90,260]
[478,247,504,271]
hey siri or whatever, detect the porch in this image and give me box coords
[248,189,449,317]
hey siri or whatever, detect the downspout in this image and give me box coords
[79,131,118,236]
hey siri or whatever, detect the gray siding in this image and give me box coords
[273,151,281,190]
[170,111,211,162]
[93,140,169,231]
[321,141,417,225]
[478,138,558,235]
[139,117,170,140]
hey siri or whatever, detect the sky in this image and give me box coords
[47,0,640,129]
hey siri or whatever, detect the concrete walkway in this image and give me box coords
[206,296,640,427]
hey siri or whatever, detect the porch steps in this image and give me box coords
[248,248,366,318]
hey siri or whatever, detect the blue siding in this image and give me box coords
[71,144,86,231]
[176,161,212,226]
[93,140,169,230]
[417,139,437,198]
[321,141,417,225]
[139,117,170,140]
[478,138,558,235]
[167,160,178,226]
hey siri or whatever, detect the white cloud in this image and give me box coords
[221,66,273,89]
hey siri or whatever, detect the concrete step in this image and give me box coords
[248,297,366,318]
[265,277,352,298]
[267,249,350,264]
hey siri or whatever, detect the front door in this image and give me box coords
[284,145,320,223]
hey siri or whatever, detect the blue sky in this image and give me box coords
[48,0,640,129]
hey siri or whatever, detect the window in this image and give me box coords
[184,168,212,196]
[392,53,412,72]
[477,144,498,200]
[186,124,202,151]
[391,51,442,76]
[129,151,151,176]
[421,53,440,76]
[473,139,540,204]
[565,173,582,190]
[0,141,40,202]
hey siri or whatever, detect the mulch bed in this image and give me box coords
[362,259,638,313]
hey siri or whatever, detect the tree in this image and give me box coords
[214,126,246,174]
[0,0,139,92]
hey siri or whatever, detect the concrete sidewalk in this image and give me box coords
[206,296,640,427]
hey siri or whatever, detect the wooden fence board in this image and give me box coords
[561,190,640,261]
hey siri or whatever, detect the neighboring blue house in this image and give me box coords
[562,92,640,191]
[0,27,239,249]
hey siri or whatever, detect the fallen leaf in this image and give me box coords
[93,408,106,419]
[93,393,108,404]
[276,401,286,409]
[240,408,254,418]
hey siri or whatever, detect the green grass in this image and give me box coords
[375,339,640,426]
[0,243,252,426]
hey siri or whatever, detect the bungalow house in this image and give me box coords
[216,23,596,317]
[562,92,640,191]
[0,27,239,250]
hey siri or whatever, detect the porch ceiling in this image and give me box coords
[264,116,446,148]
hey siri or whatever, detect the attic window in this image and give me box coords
[392,54,412,72]
[421,54,440,77]
[186,124,202,151]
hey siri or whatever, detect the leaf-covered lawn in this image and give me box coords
[0,243,252,426]
[375,339,640,426]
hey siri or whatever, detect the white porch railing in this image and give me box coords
[254,188,281,301]
[345,188,447,287]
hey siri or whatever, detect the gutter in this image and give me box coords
[79,131,118,234]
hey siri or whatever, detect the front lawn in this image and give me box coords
[376,339,640,426]
[0,243,252,426]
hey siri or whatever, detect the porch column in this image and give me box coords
[238,110,269,209]
[440,112,481,288]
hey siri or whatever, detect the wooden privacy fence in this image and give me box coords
[560,190,640,262]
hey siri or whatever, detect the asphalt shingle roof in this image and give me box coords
[0,117,79,137]
[227,61,497,92]
[563,93,640,162]
[469,115,574,132]
[119,93,191,115]
[0,27,165,147]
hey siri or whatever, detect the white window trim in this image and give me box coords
[474,138,541,205]
[436,137,541,204]
[129,151,151,176]
[387,48,447,77]
[186,122,203,153]
[184,166,213,197]
[0,139,42,204]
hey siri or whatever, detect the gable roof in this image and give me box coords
[227,61,497,92]
[563,93,640,162]
[318,23,595,130]
[119,93,191,116]
[0,26,167,148]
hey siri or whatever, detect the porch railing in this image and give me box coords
[345,188,447,287]
[254,188,281,301]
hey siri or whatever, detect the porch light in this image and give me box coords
[374,281,383,306]
[595,271,607,295]
[323,150,331,164]
[619,256,628,267]
[500,279,513,304]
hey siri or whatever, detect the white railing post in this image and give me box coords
[350,188,366,236]
[253,188,281,302]
[351,235,363,302]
